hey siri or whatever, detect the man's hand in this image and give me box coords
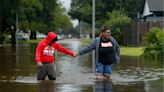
[72,52,80,57]
[37,62,43,66]
[75,52,79,56]
[72,53,77,57]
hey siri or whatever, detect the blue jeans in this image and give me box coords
[96,61,113,75]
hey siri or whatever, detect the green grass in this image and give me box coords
[80,38,144,56]
[120,46,144,56]
[20,38,144,56]
[80,38,92,43]
[79,38,92,46]
[18,39,41,43]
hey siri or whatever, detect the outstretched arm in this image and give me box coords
[78,39,97,55]
[54,43,76,57]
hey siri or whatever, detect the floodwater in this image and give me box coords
[0,38,163,92]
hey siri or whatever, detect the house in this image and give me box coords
[141,0,164,22]
[123,0,163,46]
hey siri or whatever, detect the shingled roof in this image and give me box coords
[147,0,163,12]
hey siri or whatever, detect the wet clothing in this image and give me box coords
[37,62,56,80]
[35,32,75,63]
[96,62,113,74]
[79,36,120,75]
[99,37,115,65]
[35,32,75,80]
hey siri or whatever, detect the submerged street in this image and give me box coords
[0,38,163,92]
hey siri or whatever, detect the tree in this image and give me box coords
[52,2,73,34]
[105,8,131,44]
[69,0,143,27]
[18,0,46,39]
[0,0,73,43]
[39,0,57,32]
[105,8,131,28]
[0,0,19,44]
[69,0,92,23]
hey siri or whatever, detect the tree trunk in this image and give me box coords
[30,31,36,39]
[11,26,16,44]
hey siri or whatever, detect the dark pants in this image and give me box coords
[37,62,56,80]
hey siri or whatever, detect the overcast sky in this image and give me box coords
[60,0,78,27]
[60,0,71,10]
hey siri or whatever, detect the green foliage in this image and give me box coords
[0,0,74,42]
[105,9,131,27]
[0,0,73,33]
[53,4,73,33]
[19,21,47,32]
[69,0,143,27]
[69,0,92,23]
[0,0,19,25]
[105,9,131,44]
[18,0,55,32]
[143,27,164,59]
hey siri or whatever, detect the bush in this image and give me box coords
[143,27,164,59]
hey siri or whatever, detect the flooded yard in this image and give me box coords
[0,38,163,92]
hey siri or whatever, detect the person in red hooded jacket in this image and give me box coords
[35,32,76,80]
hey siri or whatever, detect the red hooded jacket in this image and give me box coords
[35,32,74,63]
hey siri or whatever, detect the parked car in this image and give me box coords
[36,33,47,39]
[16,33,30,40]
[57,34,65,40]
[67,34,72,38]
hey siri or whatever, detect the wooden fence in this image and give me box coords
[123,21,164,46]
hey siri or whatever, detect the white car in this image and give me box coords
[16,33,30,40]
[37,33,47,39]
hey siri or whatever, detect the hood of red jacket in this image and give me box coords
[45,32,57,44]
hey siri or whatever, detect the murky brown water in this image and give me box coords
[0,38,163,92]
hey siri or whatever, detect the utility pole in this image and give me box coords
[92,0,95,72]
[80,20,83,38]
[92,0,96,92]
[16,11,18,45]
[15,11,18,43]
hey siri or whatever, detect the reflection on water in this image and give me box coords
[0,39,163,92]
[0,44,36,82]
[95,80,113,92]
[38,80,56,92]
[57,84,93,92]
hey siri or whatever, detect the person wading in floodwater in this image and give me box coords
[35,32,76,80]
[76,26,120,80]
